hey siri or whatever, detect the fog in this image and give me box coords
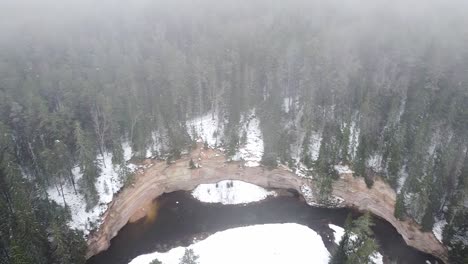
[1,0,467,38]
[0,0,467,81]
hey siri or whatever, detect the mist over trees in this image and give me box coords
[0,0,467,263]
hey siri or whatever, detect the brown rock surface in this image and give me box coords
[86,146,448,263]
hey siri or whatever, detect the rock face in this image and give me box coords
[86,146,448,263]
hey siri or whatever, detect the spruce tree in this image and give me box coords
[150,259,163,264]
[394,192,406,220]
[179,248,199,264]
[330,213,379,264]
[189,158,197,169]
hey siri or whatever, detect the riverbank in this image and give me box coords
[87,191,434,264]
[86,145,448,263]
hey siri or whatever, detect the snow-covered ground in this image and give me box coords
[235,110,264,167]
[370,252,384,264]
[283,97,300,114]
[129,223,330,264]
[186,110,263,167]
[397,165,408,193]
[348,120,360,160]
[329,224,345,244]
[192,180,276,205]
[187,112,223,148]
[300,184,318,206]
[308,132,322,161]
[145,130,169,159]
[283,97,293,113]
[367,154,383,173]
[432,218,447,243]
[334,165,354,174]
[47,143,135,234]
[300,184,344,207]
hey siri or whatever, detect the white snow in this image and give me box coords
[397,165,408,193]
[432,218,447,243]
[128,223,330,264]
[292,130,322,177]
[283,97,292,113]
[300,184,318,206]
[329,224,345,244]
[283,97,298,114]
[123,141,133,161]
[299,181,344,207]
[192,180,276,205]
[187,112,223,148]
[334,165,354,175]
[235,110,264,167]
[348,119,360,160]
[370,252,384,264]
[367,154,383,173]
[145,130,169,158]
[309,132,322,161]
[47,143,135,234]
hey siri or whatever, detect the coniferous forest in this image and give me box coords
[0,0,467,263]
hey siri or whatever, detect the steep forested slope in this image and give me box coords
[0,0,467,263]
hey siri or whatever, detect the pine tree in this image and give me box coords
[179,248,199,264]
[386,137,401,189]
[394,192,406,220]
[189,158,197,169]
[354,134,368,178]
[341,123,351,163]
[421,202,434,231]
[74,122,100,210]
[150,259,163,264]
[301,130,313,168]
[330,213,379,264]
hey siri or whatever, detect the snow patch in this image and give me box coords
[283,97,292,113]
[300,184,318,206]
[283,97,299,114]
[329,224,345,244]
[397,165,408,193]
[235,110,264,167]
[367,154,383,173]
[309,132,322,161]
[348,120,360,160]
[145,130,168,158]
[187,113,223,148]
[294,163,309,179]
[47,143,135,234]
[432,218,447,243]
[128,223,330,264]
[192,180,276,205]
[334,165,353,174]
[371,252,384,264]
[123,141,133,161]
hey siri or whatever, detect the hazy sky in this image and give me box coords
[0,0,467,48]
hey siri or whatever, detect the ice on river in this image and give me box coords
[129,223,330,264]
[192,180,276,205]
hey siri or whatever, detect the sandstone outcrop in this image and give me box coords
[86,146,448,263]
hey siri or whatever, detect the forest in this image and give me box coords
[0,0,467,263]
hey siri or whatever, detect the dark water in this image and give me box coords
[87,190,440,264]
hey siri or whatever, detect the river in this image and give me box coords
[87,189,439,264]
